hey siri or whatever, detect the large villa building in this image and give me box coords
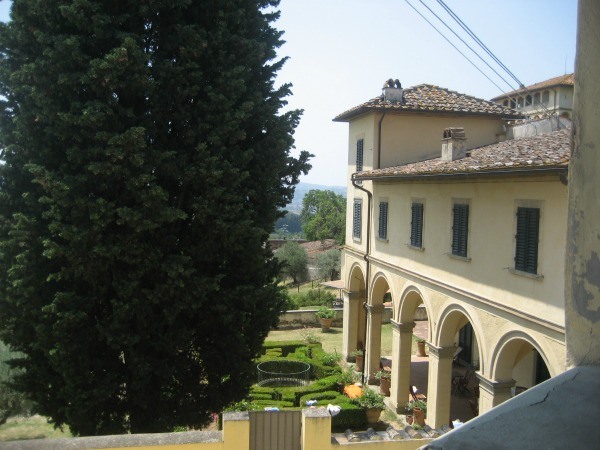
[334,81,570,427]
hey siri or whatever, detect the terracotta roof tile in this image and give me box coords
[355,128,571,180]
[491,74,574,101]
[334,84,521,122]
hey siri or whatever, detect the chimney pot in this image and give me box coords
[441,127,467,161]
[382,78,403,103]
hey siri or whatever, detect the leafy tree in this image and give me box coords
[0,0,310,436]
[275,211,303,234]
[275,242,308,285]
[300,190,346,244]
[316,249,341,281]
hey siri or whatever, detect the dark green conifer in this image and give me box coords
[0,0,310,435]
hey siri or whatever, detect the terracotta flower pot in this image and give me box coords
[413,407,426,426]
[379,377,391,396]
[355,354,364,372]
[319,317,334,332]
[416,341,427,357]
[365,407,382,426]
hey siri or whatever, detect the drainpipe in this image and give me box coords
[377,112,386,170]
[352,175,372,385]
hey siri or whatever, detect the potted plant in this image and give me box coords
[315,307,336,332]
[416,338,427,357]
[349,349,364,372]
[374,369,392,396]
[336,367,356,393]
[351,388,386,426]
[406,399,427,426]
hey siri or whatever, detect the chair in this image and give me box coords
[410,385,427,402]
[452,365,474,396]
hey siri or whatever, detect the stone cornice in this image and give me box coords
[391,319,416,333]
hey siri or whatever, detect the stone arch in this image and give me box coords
[436,303,485,370]
[490,330,556,382]
[397,285,430,328]
[347,262,365,293]
[370,271,391,307]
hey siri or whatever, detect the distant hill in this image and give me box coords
[286,182,347,213]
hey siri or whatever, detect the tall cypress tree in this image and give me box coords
[0,0,310,435]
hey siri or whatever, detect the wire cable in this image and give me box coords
[416,0,516,92]
[403,0,506,94]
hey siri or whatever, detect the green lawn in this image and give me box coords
[266,323,395,356]
[0,415,71,441]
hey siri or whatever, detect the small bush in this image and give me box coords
[289,289,335,308]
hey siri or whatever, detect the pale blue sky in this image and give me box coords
[0,0,578,187]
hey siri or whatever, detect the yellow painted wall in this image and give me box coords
[378,114,505,168]
[368,177,567,326]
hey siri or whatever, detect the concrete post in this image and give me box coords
[342,290,361,361]
[302,407,332,450]
[222,411,250,450]
[390,320,415,411]
[476,374,516,415]
[365,303,384,384]
[426,344,455,428]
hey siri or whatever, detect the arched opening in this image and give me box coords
[493,336,551,394]
[343,265,366,363]
[364,274,391,385]
[436,307,482,424]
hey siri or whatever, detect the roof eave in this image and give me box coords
[352,165,569,182]
[333,106,522,122]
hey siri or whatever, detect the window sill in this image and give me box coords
[509,268,544,280]
[448,253,471,262]
[353,237,362,244]
[407,244,425,252]
[376,237,389,243]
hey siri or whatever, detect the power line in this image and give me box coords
[416,0,516,92]
[403,0,507,94]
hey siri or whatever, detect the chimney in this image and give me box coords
[382,78,403,103]
[441,127,467,161]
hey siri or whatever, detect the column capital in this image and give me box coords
[476,373,516,395]
[427,344,456,359]
[347,290,365,300]
[391,319,416,333]
[366,303,385,314]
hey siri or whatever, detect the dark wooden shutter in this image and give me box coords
[452,204,469,257]
[411,203,423,247]
[515,207,540,273]
[378,202,388,239]
[356,139,364,172]
[353,200,362,239]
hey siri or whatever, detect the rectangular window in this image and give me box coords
[353,199,362,240]
[452,204,469,257]
[378,201,388,240]
[410,202,424,248]
[515,207,540,274]
[356,139,364,172]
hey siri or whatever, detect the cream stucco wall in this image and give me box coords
[367,177,567,327]
[378,114,505,168]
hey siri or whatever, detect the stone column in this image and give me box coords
[476,374,516,415]
[426,344,455,428]
[364,303,384,384]
[342,290,363,361]
[390,320,415,412]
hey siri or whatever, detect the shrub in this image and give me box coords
[289,289,335,308]
[315,307,336,319]
[351,389,386,409]
[331,401,366,430]
[299,391,340,407]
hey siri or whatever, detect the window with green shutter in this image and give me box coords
[515,207,540,274]
[353,199,362,239]
[356,139,364,172]
[452,204,469,257]
[410,202,424,248]
[378,201,388,240]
